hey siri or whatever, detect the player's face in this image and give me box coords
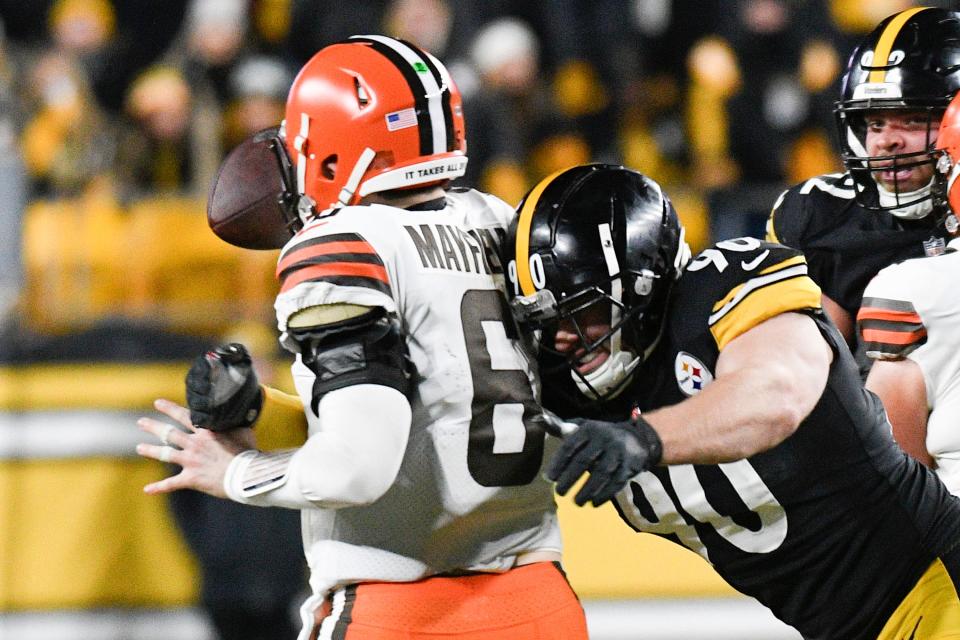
[553,303,612,375]
[864,110,941,193]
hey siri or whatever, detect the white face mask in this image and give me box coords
[876,179,934,220]
[567,224,689,401]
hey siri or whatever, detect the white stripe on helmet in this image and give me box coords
[360,34,448,155]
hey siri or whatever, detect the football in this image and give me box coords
[207,128,296,250]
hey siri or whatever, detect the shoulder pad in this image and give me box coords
[276,225,393,301]
[288,308,412,413]
[681,238,822,350]
[796,173,855,198]
[769,173,856,247]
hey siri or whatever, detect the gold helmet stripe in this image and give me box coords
[868,7,928,84]
[514,169,567,296]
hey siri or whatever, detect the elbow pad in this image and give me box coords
[289,308,412,415]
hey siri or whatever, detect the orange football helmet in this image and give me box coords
[283,35,468,217]
[936,91,960,233]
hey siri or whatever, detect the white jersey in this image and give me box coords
[273,189,561,598]
[859,237,960,493]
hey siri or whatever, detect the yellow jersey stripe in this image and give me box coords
[760,254,806,275]
[711,256,809,314]
[514,169,566,296]
[868,8,927,84]
[765,190,788,243]
[876,559,960,639]
[710,276,822,351]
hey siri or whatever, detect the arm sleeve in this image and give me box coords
[223,383,412,509]
[858,267,928,361]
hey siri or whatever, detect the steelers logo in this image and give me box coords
[675,352,714,396]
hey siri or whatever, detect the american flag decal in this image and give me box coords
[857,296,927,360]
[386,107,418,131]
[276,232,391,296]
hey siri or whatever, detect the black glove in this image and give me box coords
[547,414,663,507]
[185,343,264,431]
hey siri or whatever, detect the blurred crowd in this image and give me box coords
[0,0,948,348]
[0,3,950,638]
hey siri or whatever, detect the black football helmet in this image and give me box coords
[835,7,960,220]
[504,164,690,404]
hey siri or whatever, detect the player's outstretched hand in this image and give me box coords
[186,343,264,431]
[136,398,254,498]
[547,416,663,507]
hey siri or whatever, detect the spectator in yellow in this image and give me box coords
[113,65,219,200]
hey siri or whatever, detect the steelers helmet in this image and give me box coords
[505,164,690,403]
[836,7,960,219]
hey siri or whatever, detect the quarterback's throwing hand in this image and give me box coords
[136,398,253,498]
[547,415,663,507]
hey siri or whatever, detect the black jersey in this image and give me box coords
[767,173,951,318]
[594,239,960,639]
[767,173,952,379]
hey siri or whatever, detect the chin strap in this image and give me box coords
[337,147,377,207]
[571,349,640,400]
[878,180,935,220]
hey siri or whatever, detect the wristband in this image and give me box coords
[631,413,664,466]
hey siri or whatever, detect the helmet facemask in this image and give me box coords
[837,106,946,220]
[834,7,960,221]
[932,90,960,234]
[506,164,689,410]
[514,273,660,402]
[268,122,313,233]
[938,151,960,234]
